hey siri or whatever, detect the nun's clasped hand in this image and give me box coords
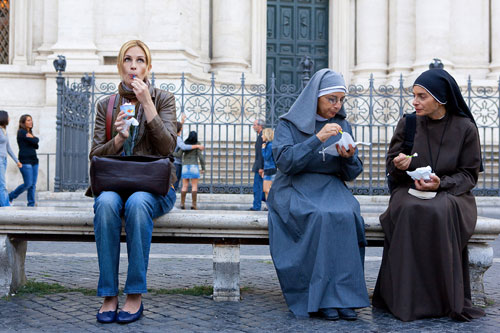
[414,173,440,191]
[316,123,342,142]
[336,143,356,158]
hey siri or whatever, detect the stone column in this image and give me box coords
[213,242,240,302]
[352,0,388,81]
[211,0,251,73]
[450,0,489,79]
[50,0,99,67]
[11,0,32,65]
[413,0,451,73]
[0,236,27,296]
[34,0,58,66]
[330,0,351,83]
[250,0,267,81]
[489,0,500,79]
[387,0,415,81]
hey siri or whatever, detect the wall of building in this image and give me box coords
[350,0,499,85]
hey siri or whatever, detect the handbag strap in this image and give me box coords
[106,94,118,141]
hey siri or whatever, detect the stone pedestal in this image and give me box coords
[468,243,493,307]
[212,242,240,302]
[0,236,27,296]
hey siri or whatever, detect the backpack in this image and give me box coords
[387,112,416,194]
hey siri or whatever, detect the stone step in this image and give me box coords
[33,192,500,218]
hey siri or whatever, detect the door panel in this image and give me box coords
[267,0,329,90]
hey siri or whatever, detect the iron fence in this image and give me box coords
[54,68,500,195]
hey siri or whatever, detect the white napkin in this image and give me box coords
[320,132,371,157]
[406,165,434,181]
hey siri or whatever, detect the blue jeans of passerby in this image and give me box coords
[173,162,182,191]
[252,171,263,210]
[93,188,176,296]
[9,163,38,207]
[0,157,9,207]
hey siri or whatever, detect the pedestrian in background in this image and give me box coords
[173,114,204,191]
[176,130,205,210]
[0,110,22,207]
[249,118,264,211]
[9,114,39,207]
[261,128,276,201]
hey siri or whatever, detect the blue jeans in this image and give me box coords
[173,162,182,191]
[9,163,38,207]
[252,171,263,210]
[0,157,9,207]
[93,188,176,296]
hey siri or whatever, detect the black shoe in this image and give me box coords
[319,308,339,321]
[338,308,357,321]
[116,303,143,324]
[248,207,260,211]
[96,305,118,324]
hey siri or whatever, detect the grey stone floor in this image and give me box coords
[0,240,499,332]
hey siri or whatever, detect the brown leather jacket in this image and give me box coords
[85,87,177,197]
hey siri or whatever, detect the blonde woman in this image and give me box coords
[88,40,177,324]
[261,128,276,200]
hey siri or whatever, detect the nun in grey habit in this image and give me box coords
[267,69,369,320]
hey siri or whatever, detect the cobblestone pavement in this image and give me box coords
[1,241,499,332]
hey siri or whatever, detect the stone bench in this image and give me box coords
[0,207,499,306]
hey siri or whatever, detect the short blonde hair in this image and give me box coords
[262,128,274,142]
[117,40,152,79]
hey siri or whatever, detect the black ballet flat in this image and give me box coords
[338,308,357,321]
[116,303,143,324]
[318,308,339,321]
[96,304,118,324]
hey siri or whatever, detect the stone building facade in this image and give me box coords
[0,0,498,191]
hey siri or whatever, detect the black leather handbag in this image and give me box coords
[90,155,173,197]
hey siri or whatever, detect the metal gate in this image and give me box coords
[266,0,329,88]
[54,56,92,191]
[53,56,500,195]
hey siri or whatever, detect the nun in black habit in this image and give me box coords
[267,69,369,321]
[372,69,485,321]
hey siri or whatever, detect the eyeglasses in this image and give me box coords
[324,96,347,105]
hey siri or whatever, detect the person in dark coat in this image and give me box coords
[372,68,485,322]
[249,118,264,211]
[8,114,39,207]
[267,69,369,321]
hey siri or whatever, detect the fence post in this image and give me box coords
[90,72,96,139]
[53,55,66,192]
[497,76,500,195]
[467,75,472,111]
[399,74,404,118]
[270,73,276,128]
[210,72,215,193]
[368,74,374,195]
